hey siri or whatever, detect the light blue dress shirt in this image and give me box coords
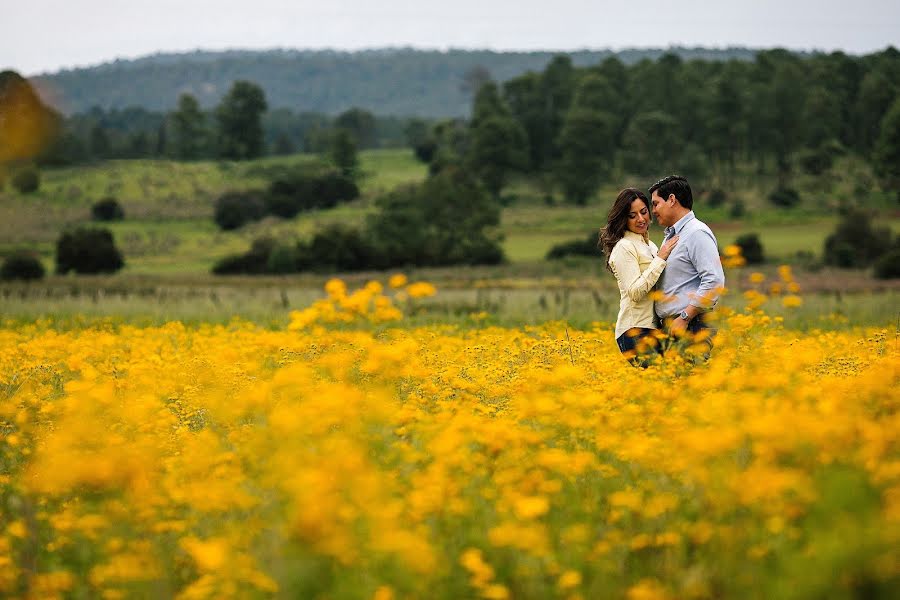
[654,211,726,319]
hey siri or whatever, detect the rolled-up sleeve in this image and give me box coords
[610,243,667,303]
[687,231,726,309]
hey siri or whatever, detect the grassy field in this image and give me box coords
[1,149,897,279]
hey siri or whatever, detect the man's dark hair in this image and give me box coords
[649,175,693,209]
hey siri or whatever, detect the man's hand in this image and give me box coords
[669,317,689,335]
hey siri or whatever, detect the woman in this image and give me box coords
[600,188,678,362]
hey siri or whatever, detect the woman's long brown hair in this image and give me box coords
[599,188,650,273]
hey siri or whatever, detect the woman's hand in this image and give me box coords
[657,235,679,259]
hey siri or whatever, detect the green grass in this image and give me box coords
[2,149,898,279]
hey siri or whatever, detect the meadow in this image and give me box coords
[1,151,899,598]
[1,276,899,599]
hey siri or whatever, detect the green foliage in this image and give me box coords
[213,191,266,230]
[734,233,765,264]
[11,167,40,194]
[467,82,530,197]
[707,189,727,208]
[329,129,359,179]
[264,171,359,218]
[872,96,900,190]
[367,168,504,267]
[873,247,900,279]
[170,94,208,160]
[823,210,893,268]
[212,237,275,275]
[334,108,377,149]
[768,186,801,208]
[91,197,125,221]
[1,251,45,281]
[216,81,268,160]
[619,111,680,176]
[545,232,601,260]
[297,224,385,272]
[55,228,124,274]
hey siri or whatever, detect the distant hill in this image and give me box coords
[32,47,759,118]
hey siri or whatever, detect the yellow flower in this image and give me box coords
[406,282,437,298]
[388,273,408,289]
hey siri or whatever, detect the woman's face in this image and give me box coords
[626,198,650,235]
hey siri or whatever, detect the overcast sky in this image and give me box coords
[3,0,899,75]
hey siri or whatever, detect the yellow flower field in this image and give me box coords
[1,279,898,599]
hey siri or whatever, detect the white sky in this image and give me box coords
[2,0,899,75]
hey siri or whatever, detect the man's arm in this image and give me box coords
[688,230,726,312]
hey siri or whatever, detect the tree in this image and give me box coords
[170,94,208,160]
[872,96,900,194]
[334,108,377,149]
[216,81,268,160]
[89,124,111,159]
[467,83,528,197]
[367,168,504,267]
[1,251,45,281]
[56,228,124,274]
[619,111,680,177]
[555,74,620,204]
[329,129,359,178]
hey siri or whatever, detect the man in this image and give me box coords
[649,175,725,338]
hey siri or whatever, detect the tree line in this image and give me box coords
[433,47,900,205]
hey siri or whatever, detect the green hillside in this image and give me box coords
[33,47,758,117]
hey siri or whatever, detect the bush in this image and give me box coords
[211,238,276,275]
[56,228,124,275]
[298,224,385,272]
[873,248,900,279]
[707,189,727,208]
[266,244,299,275]
[367,168,504,267]
[798,147,834,175]
[734,233,765,265]
[729,199,746,218]
[12,167,39,194]
[265,171,359,218]
[214,191,265,230]
[546,233,601,260]
[1,251,45,281]
[413,139,438,163]
[91,197,125,221]
[768,186,801,208]
[823,209,892,268]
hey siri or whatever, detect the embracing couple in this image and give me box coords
[600,175,726,364]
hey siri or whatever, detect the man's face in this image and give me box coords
[651,191,676,227]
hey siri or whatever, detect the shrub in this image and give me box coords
[823,209,892,268]
[707,189,727,208]
[12,167,39,194]
[1,251,45,281]
[265,171,359,218]
[734,233,765,265]
[266,244,299,275]
[873,248,900,279]
[211,238,276,275]
[413,139,438,163]
[298,224,385,272]
[56,228,124,275]
[91,197,125,221]
[798,147,834,175]
[768,186,801,208]
[214,191,265,230]
[367,168,504,267]
[546,233,601,260]
[729,199,746,218]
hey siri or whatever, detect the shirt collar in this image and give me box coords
[622,230,649,244]
[665,211,695,238]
